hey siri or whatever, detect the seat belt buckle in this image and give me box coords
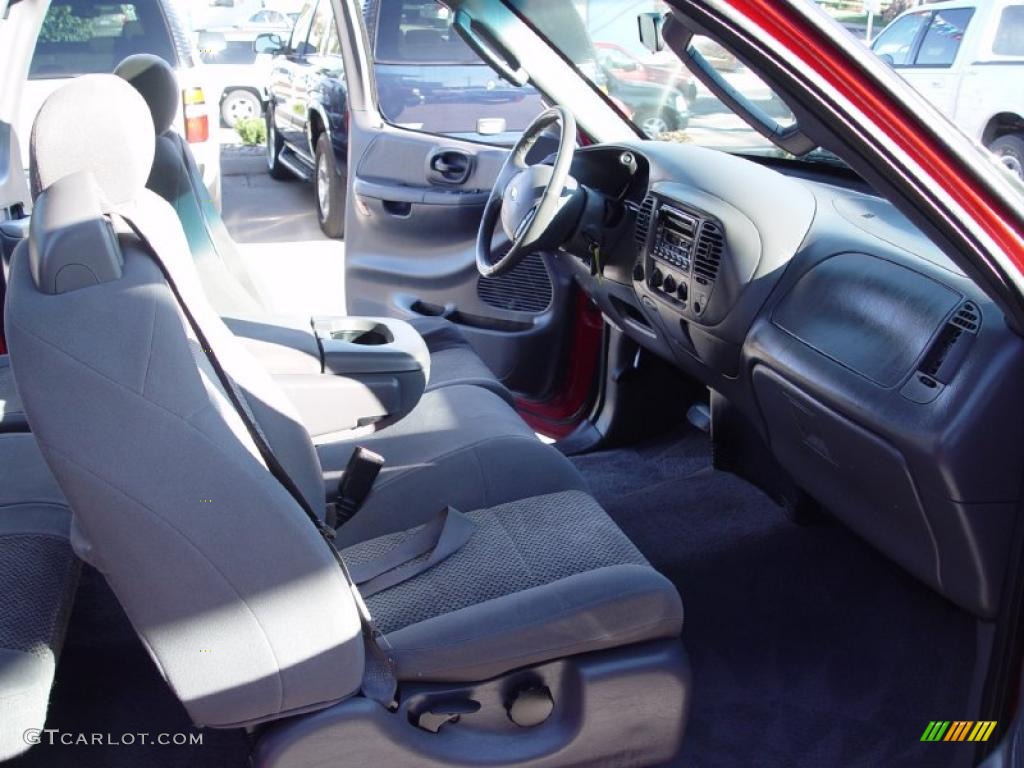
[334,446,385,528]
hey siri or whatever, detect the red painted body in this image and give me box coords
[730,0,1024,276]
[515,289,604,439]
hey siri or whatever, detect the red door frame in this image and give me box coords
[715,0,1024,289]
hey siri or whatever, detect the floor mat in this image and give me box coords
[572,426,980,768]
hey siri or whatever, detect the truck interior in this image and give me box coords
[0,1,1023,767]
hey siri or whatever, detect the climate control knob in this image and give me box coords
[677,281,688,302]
[663,274,677,294]
[650,268,663,289]
[632,263,645,282]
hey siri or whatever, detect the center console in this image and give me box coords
[635,198,724,321]
[229,315,430,440]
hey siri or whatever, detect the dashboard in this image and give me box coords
[560,140,1024,620]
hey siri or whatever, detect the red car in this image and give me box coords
[596,41,698,105]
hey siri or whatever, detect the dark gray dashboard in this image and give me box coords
[563,140,1024,619]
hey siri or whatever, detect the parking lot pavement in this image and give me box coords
[220,141,347,317]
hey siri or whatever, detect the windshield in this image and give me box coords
[506,0,800,156]
[505,0,1024,187]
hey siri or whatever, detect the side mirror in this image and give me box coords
[254,32,284,55]
[638,12,666,53]
[196,30,227,56]
[878,53,895,67]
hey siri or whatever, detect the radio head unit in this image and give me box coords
[652,205,699,272]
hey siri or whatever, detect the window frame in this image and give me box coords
[987,3,1024,60]
[306,0,332,55]
[367,0,482,66]
[28,0,180,80]
[912,7,976,69]
[872,10,934,69]
[288,0,318,55]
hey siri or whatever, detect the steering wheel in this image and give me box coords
[476,106,581,277]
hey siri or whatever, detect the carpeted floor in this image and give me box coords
[10,426,981,768]
[571,425,980,768]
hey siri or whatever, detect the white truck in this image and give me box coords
[872,0,1024,180]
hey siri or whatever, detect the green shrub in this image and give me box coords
[235,117,266,146]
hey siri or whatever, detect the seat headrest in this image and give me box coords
[114,54,179,136]
[30,74,154,205]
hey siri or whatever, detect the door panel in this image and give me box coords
[337,0,577,400]
[345,128,574,396]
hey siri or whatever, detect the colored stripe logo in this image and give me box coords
[921,721,997,742]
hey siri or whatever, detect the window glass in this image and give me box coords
[373,0,477,63]
[324,23,342,56]
[307,0,331,53]
[29,0,176,79]
[364,0,544,145]
[509,0,792,146]
[288,1,315,51]
[915,8,974,67]
[872,10,930,67]
[993,5,1024,56]
[199,39,257,66]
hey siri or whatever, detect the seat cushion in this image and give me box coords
[342,490,683,682]
[0,434,80,760]
[0,356,29,432]
[319,385,589,545]
[407,316,513,405]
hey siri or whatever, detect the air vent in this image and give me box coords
[950,301,980,333]
[477,253,553,313]
[919,301,980,383]
[634,195,655,248]
[693,221,724,282]
[920,325,964,378]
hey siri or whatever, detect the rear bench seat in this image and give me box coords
[0,433,80,760]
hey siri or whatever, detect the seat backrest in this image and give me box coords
[6,74,364,728]
[114,54,268,317]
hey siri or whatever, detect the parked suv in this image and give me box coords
[20,0,223,208]
[197,28,275,127]
[261,0,548,238]
[872,0,1024,179]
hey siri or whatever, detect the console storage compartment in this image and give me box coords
[230,315,429,439]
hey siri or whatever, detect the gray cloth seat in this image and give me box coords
[6,74,687,765]
[320,383,588,546]
[113,54,512,406]
[114,54,580,537]
[0,355,28,432]
[0,433,80,760]
[344,490,682,682]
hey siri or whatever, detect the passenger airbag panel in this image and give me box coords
[773,253,960,387]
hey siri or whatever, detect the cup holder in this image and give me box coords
[329,322,394,346]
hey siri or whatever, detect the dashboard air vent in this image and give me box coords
[950,301,980,333]
[634,195,655,248]
[693,221,724,282]
[477,253,553,313]
[919,301,980,383]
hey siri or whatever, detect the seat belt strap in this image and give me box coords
[333,446,385,528]
[111,203,398,710]
[348,507,476,598]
